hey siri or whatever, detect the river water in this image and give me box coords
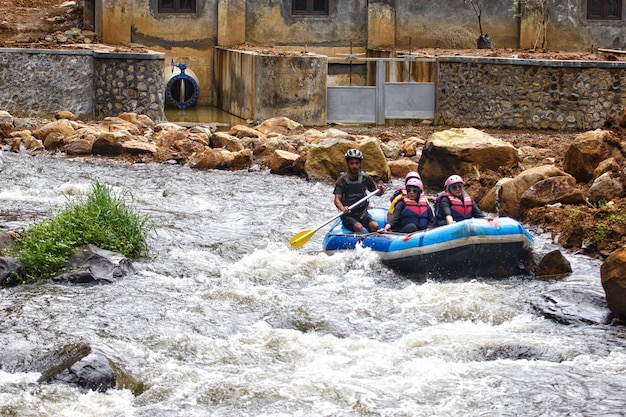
[1,151,625,417]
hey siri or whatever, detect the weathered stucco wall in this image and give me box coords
[244,1,367,51]
[215,48,327,126]
[394,0,625,51]
[543,0,625,51]
[101,0,219,106]
[395,0,520,49]
[0,47,165,121]
[436,57,626,130]
[92,0,624,110]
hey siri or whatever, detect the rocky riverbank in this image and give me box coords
[1,109,626,263]
[3,109,626,319]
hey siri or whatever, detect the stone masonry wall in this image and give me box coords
[0,48,165,122]
[93,51,165,122]
[436,57,626,131]
[0,48,94,119]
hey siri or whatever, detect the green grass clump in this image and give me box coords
[593,213,626,244]
[14,180,151,281]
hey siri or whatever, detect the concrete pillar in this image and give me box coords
[100,0,132,45]
[368,0,396,49]
[217,0,246,46]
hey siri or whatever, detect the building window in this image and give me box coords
[587,0,622,19]
[158,0,196,13]
[292,0,329,16]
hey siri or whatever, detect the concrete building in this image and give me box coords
[75,0,626,124]
[87,1,624,108]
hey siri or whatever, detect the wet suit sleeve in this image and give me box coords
[438,196,452,218]
[389,200,405,231]
[426,203,435,227]
[471,199,486,218]
[365,175,377,193]
[333,177,346,204]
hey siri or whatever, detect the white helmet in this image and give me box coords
[344,149,363,160]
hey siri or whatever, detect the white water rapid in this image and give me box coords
[1,151,625,416]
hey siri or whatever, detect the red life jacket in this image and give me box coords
[435,192,473,222]
[398,193,430,230]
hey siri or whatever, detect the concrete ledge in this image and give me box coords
[438,55,626,69]
[0,47,93,56]
[93,50,165,60]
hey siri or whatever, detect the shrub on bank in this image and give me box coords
[13,181,151,281]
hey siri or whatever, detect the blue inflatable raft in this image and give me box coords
[323,208,534,278]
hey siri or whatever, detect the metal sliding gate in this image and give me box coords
[327,58,436,125]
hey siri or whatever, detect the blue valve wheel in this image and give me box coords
[165,73,200,109]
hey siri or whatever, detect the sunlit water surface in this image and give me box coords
[1,151,625,417]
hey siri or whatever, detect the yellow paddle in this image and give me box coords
[290,190,379,249]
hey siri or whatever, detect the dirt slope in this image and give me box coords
[0,0,81,45]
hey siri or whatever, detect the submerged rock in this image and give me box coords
[51,244,135,285]
[531,282,612,325]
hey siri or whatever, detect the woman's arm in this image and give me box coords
[426,204,435,227]
[438,197,455,224]
[471,199,486,218]
[385,200,405,232]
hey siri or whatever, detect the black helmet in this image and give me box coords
[345,149,363,160]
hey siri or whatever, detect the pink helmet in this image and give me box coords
[405,178,424,191]
[444,175,464,190]
[404,171,421,182]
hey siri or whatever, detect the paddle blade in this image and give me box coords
[290,228,318,249]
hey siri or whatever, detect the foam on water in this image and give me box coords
[2,151,626,416]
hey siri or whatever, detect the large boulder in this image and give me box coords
[304,137,390,182]
[51,352,117,393]
[270,149,302,175]
[188,148,253,170]
[380,140,402,159]
[34,343,117,393]
[399,136,425,157]
[587,172,624,204]
[418,128,519,189]
[251,137,291,168]
[601,247,626,319]
[388,159,418,179]
[118,112,156,129]
[533,250,572,278]
[92,131,137,156]
[480,165,573,219]
[520,176,585,211]
[253,117,305,136]
[31,119,75,141]
[99,116,142,135]
[120,140,158,155]
[532,283,612,325]
[210,131,245,151]
[563,129,624,183]
[228,125,267,140]
[65,134,97,155]
[51,245,135,285]
[0,256,23,288]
